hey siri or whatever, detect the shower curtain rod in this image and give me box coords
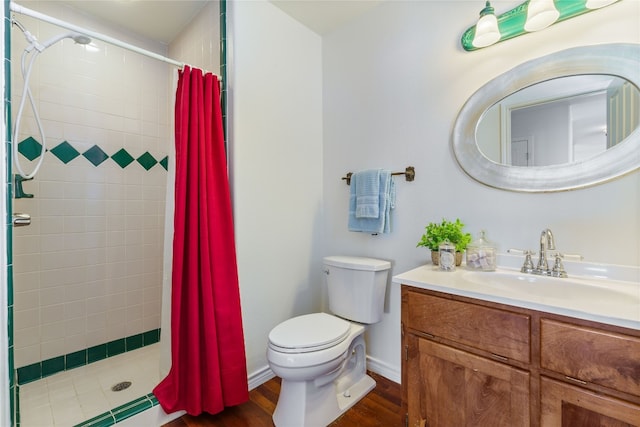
[9,1,221,79]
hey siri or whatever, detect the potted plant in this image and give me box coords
[416,218,472,266]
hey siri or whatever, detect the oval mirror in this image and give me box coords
[453,43,640,192]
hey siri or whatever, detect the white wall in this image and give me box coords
[228,0,324,381]
[322,1,640,380]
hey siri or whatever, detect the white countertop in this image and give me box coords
[393,263,640,331]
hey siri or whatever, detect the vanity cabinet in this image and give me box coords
[401,286,640,427]
[406,335,530,427]
[539,319,640,426]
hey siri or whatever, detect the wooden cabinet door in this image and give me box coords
[540,377,640,427]
[407,335,530,427]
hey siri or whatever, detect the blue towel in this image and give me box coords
[348,170,395,234]
[355,169,380,218]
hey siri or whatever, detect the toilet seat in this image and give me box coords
[268,313,351,354]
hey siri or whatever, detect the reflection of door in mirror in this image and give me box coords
[511,137,531,166]
[477,75,639,167]
[509,90,609,166]
[607,81,640,148]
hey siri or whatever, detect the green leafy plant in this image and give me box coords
[416,218,472,252]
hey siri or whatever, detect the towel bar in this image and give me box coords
[342,166,415,185]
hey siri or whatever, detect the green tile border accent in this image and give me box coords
[73,393,159,427]
[16,328,161,385]
[16,136,168,172]
[74,411,116,427]
[41,356,64,377]
[5,2,17,425]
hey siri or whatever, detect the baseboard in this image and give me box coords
[366,355,401,384]
[248,365,275,390]
[247,357,400,391]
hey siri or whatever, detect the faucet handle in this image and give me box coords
[560,253,584,261]
[550,252,568,278]
[507,248,535,274]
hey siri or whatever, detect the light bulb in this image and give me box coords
[525,0,559,32]
[472,2,501,48]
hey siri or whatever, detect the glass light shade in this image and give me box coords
[473,13,501,48]
[524,0,560,32]
[585,0,619,9]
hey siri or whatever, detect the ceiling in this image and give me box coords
[36,0,210,45]
[270,0,383,35]
[29,0,383,45]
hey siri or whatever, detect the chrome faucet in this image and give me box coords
[509,228,580,278]
[535,228,556,275]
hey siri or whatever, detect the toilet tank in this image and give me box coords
[323,256,391,324]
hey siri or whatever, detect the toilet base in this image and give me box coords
[272,334,373,427]
[273,373,375,427]
[336,373,376,413]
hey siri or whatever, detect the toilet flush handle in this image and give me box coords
[323,268,330,275]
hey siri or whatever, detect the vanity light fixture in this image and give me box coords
[524,0,559,31]
[585,0,620,9]
[472,1,501,48]
[461,0,622,51]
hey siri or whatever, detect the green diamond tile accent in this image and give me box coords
[50,141,80,164]
[83,145,109,167]
[18,137,43,161]
[111,149,135,168]
[159,156,169,170]
[136,152,157,171]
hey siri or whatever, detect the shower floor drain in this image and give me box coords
[111,381,132,392]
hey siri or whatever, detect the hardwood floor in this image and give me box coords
[163,372,402,427]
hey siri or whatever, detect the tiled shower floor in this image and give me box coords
[19,344,161,426]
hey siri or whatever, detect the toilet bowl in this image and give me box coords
[266,256,391,427]
[267,313,372,427]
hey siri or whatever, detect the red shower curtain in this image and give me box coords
[153,66,249,415]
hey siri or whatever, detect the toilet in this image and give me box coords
[266,256,391,427]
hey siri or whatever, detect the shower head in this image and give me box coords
[12,20,92,52]
[72,34,92,45]
[41,32,92,49]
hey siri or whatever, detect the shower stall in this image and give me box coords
[4,1,223,425]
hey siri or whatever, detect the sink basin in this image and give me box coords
[461,270,639,308]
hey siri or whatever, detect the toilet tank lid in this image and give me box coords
[323,256,391,271]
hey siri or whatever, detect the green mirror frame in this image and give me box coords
[461,1,615,51]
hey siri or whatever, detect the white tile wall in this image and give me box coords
[12,2,170,367]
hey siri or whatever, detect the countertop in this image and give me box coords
[393,263,640,331]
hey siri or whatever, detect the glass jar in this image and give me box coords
[466,230,497,271]
[438,240,456,271]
